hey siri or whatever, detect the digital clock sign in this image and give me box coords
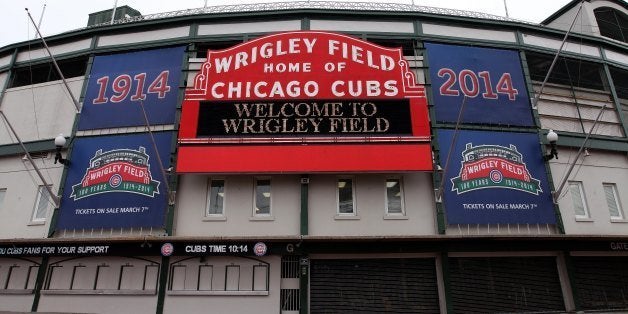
[178,242,267,256]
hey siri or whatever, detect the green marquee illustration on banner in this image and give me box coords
[451,143,542,195]
[71,147,161,201]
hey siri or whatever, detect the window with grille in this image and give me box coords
[569,181,590,219]
[385,178,404,215]
[0,189,6,212]
[337,178,355,215]
[206,179,225,216]
[310,258,439,313]
[254,178,271,216]
[31,185,52,222]
[449,256,565,313]
[603,183,624,220]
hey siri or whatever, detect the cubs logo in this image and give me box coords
[253,242,267,256]
[161,243,174,256]
[70,147,160,200]
[451,143,542,195]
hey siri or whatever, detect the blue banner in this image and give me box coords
[425,43,533,126]
[77,46,184,130]
[57,132,174,229]
[437,129,555,224]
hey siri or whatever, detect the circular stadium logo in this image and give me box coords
[489,169,503,184]
[109,174,123,188]
[161,243,174,256]
[253,242,267,256]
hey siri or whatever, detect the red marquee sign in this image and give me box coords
[178,31,432,173]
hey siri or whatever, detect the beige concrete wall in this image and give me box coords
[174,175,300,237]
[0,155,63,239]
[308,173,437,236]
[552,149,628,235]
[163,255,280,314]
[0,77,81,145]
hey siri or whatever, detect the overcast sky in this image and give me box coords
[1,0,574,48]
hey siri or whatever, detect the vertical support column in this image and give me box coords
[299,256,309,314]
[601,63,628,137]
[299,175,309,313]
[519,50,565,234]
[300,175,309,236]
[30,256,49,312]
[155,256,170,314]
[440,252,453,313]
[559,251,581,312]
[47,53,94,237]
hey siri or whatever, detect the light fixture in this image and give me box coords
[54,134,69,165]
[544,129,558,161]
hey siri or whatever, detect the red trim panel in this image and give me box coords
[177,144,433,173]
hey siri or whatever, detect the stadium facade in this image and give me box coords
[0,0,626,313]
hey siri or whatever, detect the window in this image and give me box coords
[603,183,624,220]
[365,38,415,56]
[0,189,6,210]
[568,181,590,219]
[254,179,271,216]
[609,67,628,123]
[170,265,187,290]
[206,179,225,216]
[253,265,269,291]
[198,265,213,291]
[10,57,88,88]
[526,52,606,91]
[385,178,404,215]
[337,178,355,215]
[594,7,628,43]
[196,40,244,58]
[167,258,269,294]
[225,265,240,291]
[31,185,52,222]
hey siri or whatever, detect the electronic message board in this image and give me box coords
[178,31,431,173]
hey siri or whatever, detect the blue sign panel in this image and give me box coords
[77,46,184,130]
[437,129,555,224]
[57,132,174,229]
[425,43,533,126]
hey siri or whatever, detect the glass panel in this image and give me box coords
[170,265,186,290]
[225,265,240,291]
[255,179,271,215]
[48,266,71,290]
[119,265,142,290]
[386,179,403,214]
[26,266,39,289]
[198,265,213,290]
[569,182,588,218]
[95,265,115,290]
[144,265,159,291]
[71,266,92,290]
[338,179,354,214]
[253,265,268,291]
[5,266,20,289]
[207,180,225,215]
[33,186,51,221]
[604,184,623,219]
[0,189,6,210]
